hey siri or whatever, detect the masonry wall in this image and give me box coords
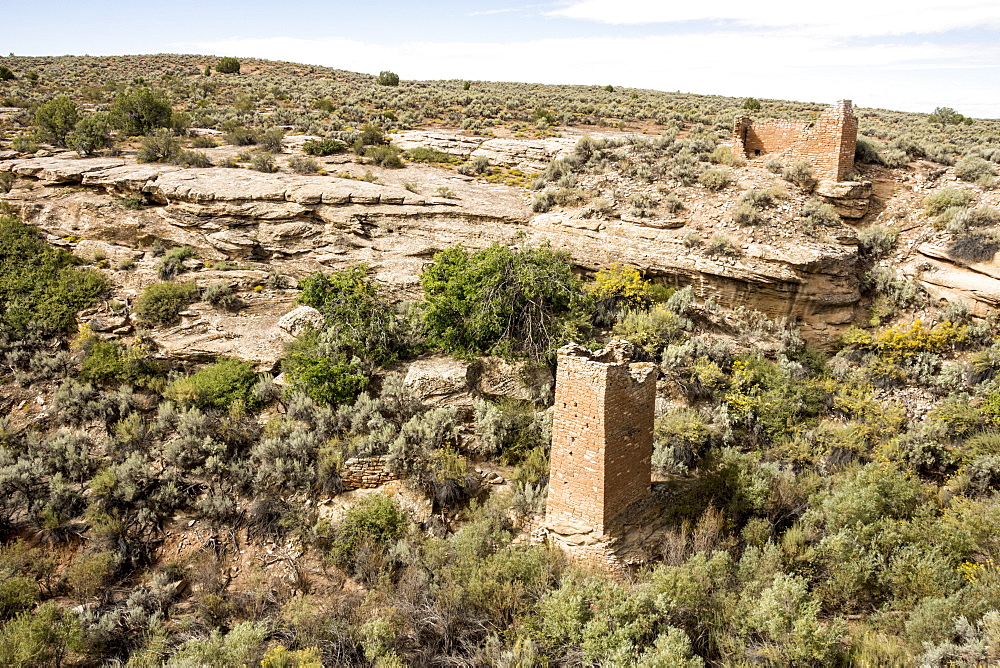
[733,100,858,181]
[341,455,399,490]
[545,343,658,535]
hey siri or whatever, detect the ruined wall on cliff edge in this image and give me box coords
[733,100,858,181]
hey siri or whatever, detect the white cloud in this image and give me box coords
[469,4,547,16]
[179,29,1000,116]
[548,0,1000,36]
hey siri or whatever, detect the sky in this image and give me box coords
[8,1,1000,117]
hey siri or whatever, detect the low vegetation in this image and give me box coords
[3,52,1000,666]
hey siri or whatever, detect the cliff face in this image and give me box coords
[3,154,863,351]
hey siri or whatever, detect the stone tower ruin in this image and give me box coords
[733,99,858,181]
[545,341,659,537]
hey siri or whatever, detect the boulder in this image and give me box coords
[475,357,553,402]
[904,243,1000,316]
[403,356,475,403]
[276,305,324,337]
[0,157,125,183]
[150,301,298,372]
[816,180,873,219]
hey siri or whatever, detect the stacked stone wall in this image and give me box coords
[545,343,658,536]
[341,455,399,490]
[733,100,858,181]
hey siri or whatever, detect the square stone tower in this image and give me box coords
[545,341,659,536]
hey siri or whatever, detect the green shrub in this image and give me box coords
[376,71,400,86]
[705,233,742,257]
[11,135,39,154]
[739,187,775,209]
[954,156,996,183]
[0,173,14,194]
[283,332,369,405]
[79,339,163,387]
[329,495,407,571]
[457,155,492,176]
[190,134,218,148]
[302,138,346,156]
[257,127,284,153]
[800,199,841,232]
[364,144,404,168]
[34,97,79,146]
[109,87,173,136]
[164,358,259,410]
[855,136,884,164]
[708,146,741,166]
[857,225,898,259]
[284,265,406,404]
[924,188,973,216]
[66,550,116,599]
[225,126,259,146]
[0,216,108,335]
[133,281,198,326]
[0,66,14,81]
[202,280,242,311]
[420,243,588,360]
[66,112,114,156]
[288,155,320,174]
[249,152,277,173]
[156,245,194,280]
[173,149,212,168]
[215,57,241,74]
[297,265,404,367]
[0,575,37,619]
[406,147,457,163]
[781,160,817,191]
[353,124,388,153]
[136,129,181,163]
[732,201,763,226]
[0,602,80,666]
[698,167,732,191]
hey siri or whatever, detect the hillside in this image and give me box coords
[0,54,999,666]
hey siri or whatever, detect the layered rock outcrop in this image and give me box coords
[4,155,865,345]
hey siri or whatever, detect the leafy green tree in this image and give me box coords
[297,265,404,368]
[283,265,406,404]
[216,57,241,74]
[929,106,972,127]
[34,97,79,146]
[376,70,399,86]
[0,216,108,335]
[0,65,14,81]
[65,112,114,156]
[743,97,762,111]
[109,87,173,136]
[420,243,588,360]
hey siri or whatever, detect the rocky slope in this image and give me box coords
[2,134,998,365]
